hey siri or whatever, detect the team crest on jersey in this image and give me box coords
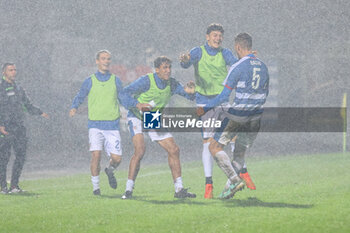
[143,110,161,129]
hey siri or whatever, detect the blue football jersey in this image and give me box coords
[223,54,269,116]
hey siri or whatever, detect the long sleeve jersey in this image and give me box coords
[0,77,43,128]
[122,72,195,118]
[71,71,134,130]
[204,54,269,118]
[180,42,238,105]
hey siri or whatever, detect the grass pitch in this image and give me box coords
[1,152,349,233]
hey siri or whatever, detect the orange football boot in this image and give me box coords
[204,183,213,199]
[239,172,256,190]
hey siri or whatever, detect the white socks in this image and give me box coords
[202,142,213,178]
[91,176,100,191]
[174,177,183,192]
[230,141,235,152]
[214,151,239,183]
[106,160,120,173]
[126,179,135,192]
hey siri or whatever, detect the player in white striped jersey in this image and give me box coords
[197,33,269,199]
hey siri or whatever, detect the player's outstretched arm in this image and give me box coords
[179,52,191,63]
[0,126,9,135]
[180,47,201,69]
[41,112,49,119]
[171,79,195,101]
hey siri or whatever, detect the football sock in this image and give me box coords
[206,176,213,184]
[126,179,134,192]
[214,151,239,183]
[230,141,235,153]
[107,159,120,173]
[106,164,115,173]
[202,142,213,178]
[174,177,183,192]
[91,176,100,191]
[240,167,248,174]
[225,179,231,189]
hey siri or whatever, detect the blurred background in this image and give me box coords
[0,0,349,176]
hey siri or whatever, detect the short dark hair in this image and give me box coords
[206,23,224,35]
[154,56,172,68]
[95,50,111,60]
[2,63,15,72]
[234,33,252,50]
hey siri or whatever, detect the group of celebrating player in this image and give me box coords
[69,23,269,199]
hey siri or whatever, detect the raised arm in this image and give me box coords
[180,47,202,69]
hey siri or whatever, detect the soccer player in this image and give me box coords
[69,50,132,195]
[121,56,196,199]
[197,33,269,199]
[0,63,49,194]
[180,23,255,198]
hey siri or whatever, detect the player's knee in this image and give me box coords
[168,144,180,156]
[111,155,122,164]
[209,142,218,155]
[134,148,145,160]
[234,142,247,158]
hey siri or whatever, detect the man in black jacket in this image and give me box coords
[0,63,49,194]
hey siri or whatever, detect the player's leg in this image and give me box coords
[89,128,104,195]
[156,135,196,198]
[202,137,214,198]
[123,134,145,198]
[122,118,145,199]
[90,151,102,195]
[201,108,218,198]
[232,137,253,189]
[0,138,11,194]
[10,126,27,193]
[103,130,122,189]
[233,119,261,190]
[104,153,121,189]
[229,135,256,189]
[209,140,240,184]
[210,119,244,199]
[157,137,181,181]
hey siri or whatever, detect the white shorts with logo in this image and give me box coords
[127,117,172,141]
[89,128,122,156]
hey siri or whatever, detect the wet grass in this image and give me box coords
[1,152,349,233]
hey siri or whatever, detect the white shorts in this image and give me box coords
[127,117,172,141]
[89,128,122,156]
[197,105,224,139]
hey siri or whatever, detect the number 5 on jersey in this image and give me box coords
[252,67,261,89]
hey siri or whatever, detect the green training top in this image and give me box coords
[132,73,171,119]
[194,45,228,96]
[88,74,120,121]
